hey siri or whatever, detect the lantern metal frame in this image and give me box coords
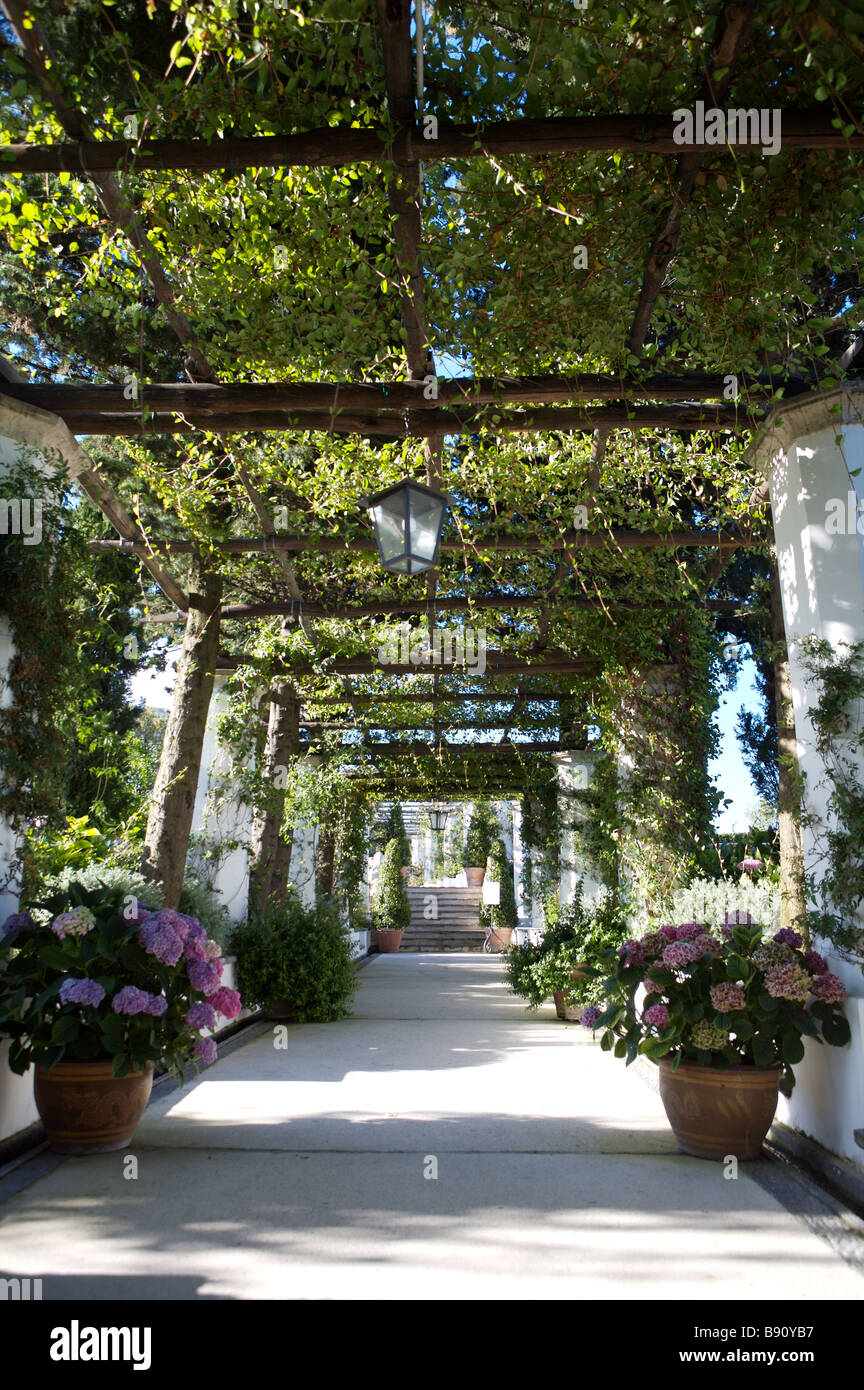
[361,476,454,575]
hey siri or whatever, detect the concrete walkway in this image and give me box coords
[2,954,863,1300]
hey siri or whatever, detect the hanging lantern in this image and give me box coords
[429,806,449,833]
[362,477,451,574]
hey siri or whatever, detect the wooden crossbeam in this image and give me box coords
[0,374,781,417]
[54,402,756,437]
[89,525,762,559]
[300,740,585,755]
[215,651,598,679]
[301,692,577,705]
[2,112,859,176]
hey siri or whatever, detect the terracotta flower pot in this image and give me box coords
[658,1059,780,1160]
[375,928,404,953]
[486,926,513,952]
[465,867,485,887]
[552,990,583,1022]
[400,866,410,881]
[35,1059,154,1155]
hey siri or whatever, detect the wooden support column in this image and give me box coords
[247,684,300,919]
[768,545,807,933]
[141,559,222,904]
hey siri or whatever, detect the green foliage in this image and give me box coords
[0,881,236,1078]
[798,637,864,962]
[371,837,411,933]
[479,836,518,933]
[591,921,851,1090]
[504,884,629,1009]
[463,801,496,869]
[384,804,412,870]
[229,896,356,1022]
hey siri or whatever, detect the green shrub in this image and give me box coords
[504,884,630,1010]
[230,895,356,1021]
[463,802,496,869]
[372,837,411,931]
[479,836,518,932]
[383,804,412,870]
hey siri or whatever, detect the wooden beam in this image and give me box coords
[215,651,598,678]
[2,113,859,176]
[90,524,763,559]
[0,374,781,417]
[302,692,578,705]
[301,740,585,755]
[56,402,756,437]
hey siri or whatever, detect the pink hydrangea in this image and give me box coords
[764,962,812,1003]
[643,973,665,995]
[51,907,95,940]
[659,925,680,941]
[676,923,708,941]
[187,957,223,996]
[184,934,211,963]
[696,934,723,956]
[210,987,242,1020]
[644,1004,670,1029]
[710,981,746,1012]
[803,950,828,975]
[811,973,846,1004]
[662,940,703,968]
[619,939,645,966]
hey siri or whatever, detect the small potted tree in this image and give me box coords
[385,804,412,881]
[230,895,356,1022]
[372,837,411,952]
[463,803,495,887]
[480,837,518,950]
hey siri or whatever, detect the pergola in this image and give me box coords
[0,0,861,896]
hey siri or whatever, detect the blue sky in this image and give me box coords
[710,655,763,832]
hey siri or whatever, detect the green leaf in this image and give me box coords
[752,1032,777,1066]
[781,1030,805,1064]
[50,1014,80,1045]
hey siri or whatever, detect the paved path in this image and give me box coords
[2,954,863,1299]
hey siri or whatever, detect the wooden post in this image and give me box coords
[247,685,300,918]
[768,545,808,933]
[141,559,222,904]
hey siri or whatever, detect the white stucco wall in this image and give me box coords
[752,388,864,1172]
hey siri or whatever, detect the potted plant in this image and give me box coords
[371,837,411,951]
[230,895,356,1021]
[0,885,242,1154]
[463,802,495,887]
[479,836,518,950]
[384,804,412,880]
[503,886,628,1016]
[584,921,851,1159]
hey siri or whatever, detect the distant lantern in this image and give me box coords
[362,477,451,575]
[429,806,449,833]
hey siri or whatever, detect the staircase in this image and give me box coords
[400,886,485,951]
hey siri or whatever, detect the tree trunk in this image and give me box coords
[247,684,299,918]
[768,547,808,933]
[141,560,222,905]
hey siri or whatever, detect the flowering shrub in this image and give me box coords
[585,920,851,1091]
[0,882,241,1079]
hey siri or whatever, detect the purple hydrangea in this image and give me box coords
[659,924,680,941]
[187,958,222,996]
[210,987,242,1021]
[185,1002,217,1031]
[138,921,185,967]
[764,962,812,1004]
[696,934,723,956]
[145,993,168,1017]
[811,973,846,1004]
[640,931,668,956]
[183,933,210,963]
[619,939,645,966]
[124,900,154,926]
[112,985,151,1016]
[644,1003,670,1029]
[803,950,828,975]
[194,1037,217,1065]
[140,908,197,941]
[710,981,746,1012]
[774,928,803,949]
[59,977,106,1008]
[1,911,35,938]
[662,940,704,968]
[643,973,664,995]
[581,1005,603,1029]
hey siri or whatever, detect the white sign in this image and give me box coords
[483,880,501,905]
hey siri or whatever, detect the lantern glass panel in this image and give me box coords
[408,486,445,567]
